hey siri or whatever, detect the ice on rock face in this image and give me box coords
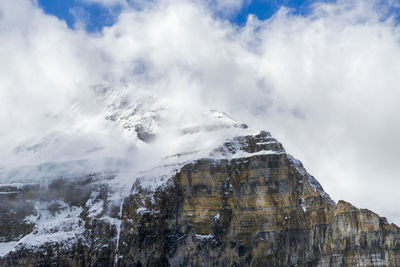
[14,203,84,252]
[194,234,214,240]
[209,130,286,160]
[181,110,248,135]
[104,88,162,142]
[0,241,18,257]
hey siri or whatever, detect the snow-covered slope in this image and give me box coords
[0,83,251,186]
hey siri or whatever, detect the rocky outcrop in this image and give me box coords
[1,131,400,266]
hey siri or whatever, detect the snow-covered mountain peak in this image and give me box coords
[0,84,340,261]
[101,84,249,143]
[1,83,254,186]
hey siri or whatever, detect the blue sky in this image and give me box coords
[37,0,400,32]
[237,0,400,25]
[38,0,122,32]
[233,0,335,25]
[36,0,338,32]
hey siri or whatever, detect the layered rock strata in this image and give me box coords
[1,131,399,266]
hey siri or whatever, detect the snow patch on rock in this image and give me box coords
[0,241,18,257]
[15,203,84,252]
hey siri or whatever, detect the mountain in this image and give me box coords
[1,86,400,266]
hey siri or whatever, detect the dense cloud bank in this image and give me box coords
[1,0,400,223]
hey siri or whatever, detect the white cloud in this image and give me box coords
[1,0,400,223]
[239,1,400,224]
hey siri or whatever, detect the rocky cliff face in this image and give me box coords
[1,131,400,266]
